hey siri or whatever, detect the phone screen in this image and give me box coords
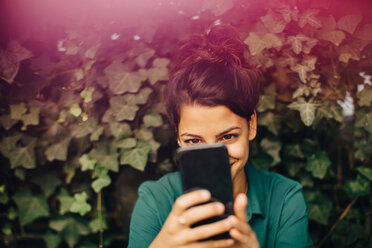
[177,143,234,240]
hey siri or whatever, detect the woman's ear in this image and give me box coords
[248,111,257,141]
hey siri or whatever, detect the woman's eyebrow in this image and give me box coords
[180,133,202,138]
[216,127,241,137]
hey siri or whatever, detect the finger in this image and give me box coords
[233,193,248,223]
[189,239,234,248]
[230,228,259,248]
[182,201,225,226]
[185,216,232,242]
[229,215,253,235]
[172,189,211,216]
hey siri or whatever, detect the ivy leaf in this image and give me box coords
[357,167,372,181]
[104,61,146,95]
[260,137,281,166]
[143,113,163,128]
[123,87,153,105]
[30,171,62,197]
[49,216,90,248]
[345,175,371,199]
[0,132,22,158]
[257,111,281,136]
[299,9,322,28]
[357,86,372,107]
[20,106,40,130]
[79,154,96,171]
[244,32,266,55]
[45,137,72,162]
[80,87,94,103]
[0,49,19,84]
[57,188,74,215]
[9,139,36,169]
[10,102,27,120]
[354,24,372,41]
[134,128,154,141]
[89,143,119,172]
[260,10,287,34]
[287,35,304,54]
[277,4,299,23]
[115,137,137,149]
[120,140,151,171]
[288,97,318,126]
[304,190,332,225]
[135,46,155,68]
[70,192,92,216]
[0,115,18,130]
[43,231,62,248]
[91,174,111,193]
[90,125,104,141]
[317,30,345,46]
[316,104,343,122]
[337,14,362,34]
[291,64,312,83]
[256,83,276,112]
[70,104,82,117]
[147,58,170,85]
[249,152,272,170]
[89,215,108,233]
[8,40,33,62]
[110,95,139,121]
[201,0,234,16]
[355,111,372,134]
[305,151,331,179]
[109,121,132,139]
[13,188,49,226]
[283,144,305,159]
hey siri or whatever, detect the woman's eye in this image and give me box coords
[185,139,200,144]
[222,134,237,141]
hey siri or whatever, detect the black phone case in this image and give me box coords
[177,143,234,240]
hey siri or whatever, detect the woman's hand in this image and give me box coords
[228,194,260,248]
[149,189,235,248]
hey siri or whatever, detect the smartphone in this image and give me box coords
[177,143,234,240]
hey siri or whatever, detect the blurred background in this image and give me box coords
[1,0,372,247]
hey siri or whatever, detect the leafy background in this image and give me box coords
[1,0,372,247]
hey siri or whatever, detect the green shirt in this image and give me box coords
[128,165,312,248]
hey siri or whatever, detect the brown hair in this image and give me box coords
[164,25,262,134]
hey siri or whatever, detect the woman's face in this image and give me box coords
[177,104,257,182]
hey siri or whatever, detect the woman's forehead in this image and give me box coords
[178,104,248,135]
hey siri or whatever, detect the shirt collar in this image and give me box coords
[245,165,265,221]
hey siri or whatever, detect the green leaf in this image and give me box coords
[89,215,108,233]
[135,46,155,68]
[283,144,304,159]
[70,103,82,117]
[89,143,119,172]
[134,128,154,141]
[30,171,62,197]
[288,97,318,126]
[256,83,276,112]
[43,231,62,248]
[357,86,372,107]
[0,48,19,84]
[109,121,132,138]
[8,40,33,62]
[260,137,281,166]
[299,9,322,28]
[120,140,151,171]
[0,114,18,130]
[290,64,312,83]
[104,61,146,95]
[57,188,74,215]
[147,58,170,85]
[10,102,27,120]
[91,174,111,193]
[90,125,104,141]
[337,14,362,34]
[115,137,137,149]
[80,87,94,103]
[79,154,96,171]
[45,137,72,162]
[49,216,90,248]
[110,95,139,121]
[70,192,92,216]
[345,175,371,199]
[0,132,22,158]
[260,10,287,34]
[257,111,281,136]
[305,151,331,179]
[355,111,372,134]
[143,113,163,128]
[244,32,266,56]
[263,33,283,50]
[249,152,273,170]
[357,167,372,181]
[9,139,36,169]
[317,30,345,46]
[304,190,332,225]
[123,87,153,105]
[13,188,49,226]
[285,161,305,177]
[2,222,12,236]
[354,24,372,41]
[20,106,40,130]
[287,35,303,54]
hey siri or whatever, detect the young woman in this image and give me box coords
[127,25,312,248]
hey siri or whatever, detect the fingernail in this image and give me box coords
[201,190,211,199]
